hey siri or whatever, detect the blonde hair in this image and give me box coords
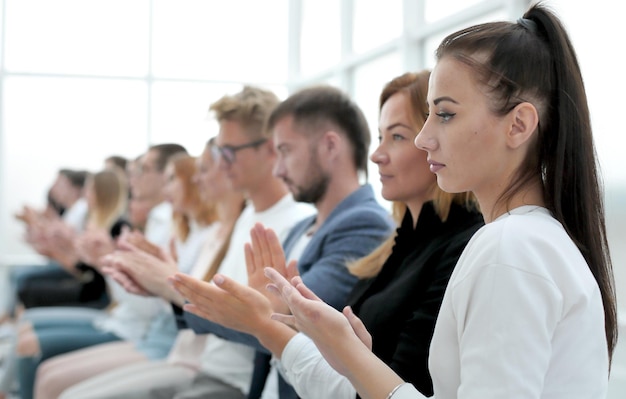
[168,154,217,242]
[87,168,128,230]
[191,141,247,282]
[209,85,280,139]
[350,71,477,278]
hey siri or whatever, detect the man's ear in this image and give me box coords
[507,102,539,149]
[322,130,341,152]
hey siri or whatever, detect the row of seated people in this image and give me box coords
[3,5,615,399]
[0,71,479,399]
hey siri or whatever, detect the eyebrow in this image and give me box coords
[433,96,459,106]
[379,122,413,132]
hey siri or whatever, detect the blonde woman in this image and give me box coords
[31,154,219,399]
[53,139,246,399]
[2,168,138,399]
[169,71,483,398]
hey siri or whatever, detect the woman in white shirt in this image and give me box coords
[263,3,618,399]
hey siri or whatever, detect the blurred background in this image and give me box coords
[0,0,624,394]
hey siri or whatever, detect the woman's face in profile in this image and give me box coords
[372,91,435,206]
[415,56,513,199]
[163,163,185,212]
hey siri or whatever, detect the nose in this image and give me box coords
[415,121,435,151]
[272,158,286,178]
[370,144,388,165]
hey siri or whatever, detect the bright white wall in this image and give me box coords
[546,0,626,314]
[1,0,624,315]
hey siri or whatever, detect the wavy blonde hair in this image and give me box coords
[168,153,217,242]
[87,168,128,230]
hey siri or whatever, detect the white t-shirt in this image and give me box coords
[390,206,608,399]
[62,197,88,233]
[92,201,173,342]
[175,221,213,275]
[199,194,315,395]
[144,201,173,249]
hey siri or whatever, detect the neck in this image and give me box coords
[216,193,245,225]
[247,176,289,212]
[477,178,545,223]
[150,194,165,208]
[64,195,80,209]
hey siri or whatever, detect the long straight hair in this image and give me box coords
[435,2,617,360]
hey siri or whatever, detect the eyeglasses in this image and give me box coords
[138,163,158,175]
[211,138,268,165]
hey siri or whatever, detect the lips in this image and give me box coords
[428,160,445,173]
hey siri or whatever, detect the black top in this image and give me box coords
[348,201,484,397]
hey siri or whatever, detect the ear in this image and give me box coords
[319,130,341,158]
[507,102,539,149]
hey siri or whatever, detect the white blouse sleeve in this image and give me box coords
[276,332,357,399]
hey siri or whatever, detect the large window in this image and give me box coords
[1,1,625,323]
[0,0,289,261]
[1,2,626,392]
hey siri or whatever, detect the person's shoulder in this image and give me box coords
[461,206,583,278]
[491,206,569,248]
[264,194,315,218]
[332,198,393,230]
[149,201,173,220]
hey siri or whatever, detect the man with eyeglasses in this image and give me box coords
[145,85,315,399]
[176,85,395,399]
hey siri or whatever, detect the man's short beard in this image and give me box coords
[294,171,330,204]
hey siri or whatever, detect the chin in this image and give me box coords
[436,177,463,194]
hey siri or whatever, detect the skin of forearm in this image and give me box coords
[255,319,299,359]
[164,287,187,307]
[149,276,186,306]
[332,336,406,399]
[56,253,81,274]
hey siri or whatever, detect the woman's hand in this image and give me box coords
[170,273,274,335]
[264,267,373,376]
[170,272,298,356]
[101,235,181,303]
[75,228,115,269]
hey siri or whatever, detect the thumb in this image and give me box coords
[343,306,372,350]
[213,274,247,299]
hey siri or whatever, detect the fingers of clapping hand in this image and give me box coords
[250,224,269,271]
[169,273,219,307]
[251,224,287,275]
[245,242,267,293]
[102,265,150,296]
[115,236,140,253]
[269,313,297,329]
[169,273,233,322]
[264,267,301,318]
[343,306,372,350]
[290,276,322,302]
[285,260,300,280]
[265,227,288,275]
